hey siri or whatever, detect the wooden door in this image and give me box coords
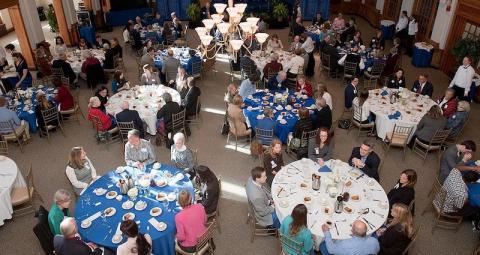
[383,0,403,21]
[412,0,440,42]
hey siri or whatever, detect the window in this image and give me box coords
[413,0,439,40]
[462,23,480,68]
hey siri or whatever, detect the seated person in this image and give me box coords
[143,40,154,55]
[140,64,161,85]
[185,49,202,75]
[145,25,161,44]
[245,167,280,228]
[54,217,104,255]
[172,17,183,37]
[110,38,123,58]
[381,47,400,76]
[87,97,114,131]
[124,129,156,168]
[352,91,372,124]
[409,105,446,147]
[446,101,470,139]
[240,51,258,75]
[387,68,406,89]
[387,169,417,210]
[266,71,287,91]
[439,140,476,184]
[340,22,355,43]
[256,108,276,145]
[224,83,238,104]
[239,73,259,100]
[376,204,414,255]
[263,53,283,77]
[156,92,181,132]
[35,92,59,133]
[182,77,201,117]
[344,77,359,109]
[12,52,33,90]
[308,128,334,165]
[263,139,284,187]
[116,101,145,138]
[321,37,340,73]
[54,36,67,55]
[332,13,346,30]
[289,36,302,52]
[94,86,109,112]
[312,12,324,26]
[295,76,313,97]
[285,49,305,78]
[53,78,74,111]
[65,147,98,195]
[321,220,379,255]
[52,53,76,85]
[434,169,479,216]
[175,189,207,253]
[78,37,92,50]
[130,24,143,50]
[338,47,365,72]
[266,34,284,52]
[48,189,72,235]
[292,108,314,141]
[102,44,115,70]
[412,74,434,97]
[172,67,188,97]
[437,88,457,119]
[370,29,385,50]
[111,70,130,93]
[80,51,100,77]
[117,220,152,255]
[280,204,314,255]
[141,47,155,67]
[171,132,196,178]
[94,35,110,49]
[0,96,30,141]
[351,31,364,47]
[316,83,333,110]
[194,165,220,215]
[348,139,381,181]
[227,95,252,137]
[314,98,332,130]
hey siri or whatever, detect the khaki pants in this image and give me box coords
[16,120,30,140]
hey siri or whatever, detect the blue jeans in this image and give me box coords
[320,242,331,255]
[272,210,281,229]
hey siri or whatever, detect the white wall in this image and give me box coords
[19,0,45,48]
[0,9,13,30]
[35,0,51,8]
[400,0,414,15]
[376,0,385,14]
[431,0,457,49]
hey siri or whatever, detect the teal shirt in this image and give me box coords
[48,204,70,235]
[280,216,314,255]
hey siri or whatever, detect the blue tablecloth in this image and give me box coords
[243,90,315,143]
[305,31,321,43]
[79,26,96,46]
[153,48,191,71]
[381,24,395,40]
[75,164,194,255]
[106,8,153,27]
[412,47,432,67]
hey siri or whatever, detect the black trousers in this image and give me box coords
[451,84,468,101]
[405,35,415,56]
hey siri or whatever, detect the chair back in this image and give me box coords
[300,129,317,148]
[25,164,34,201]
[192,148,198,165]
[296,65,304,75]
[172,109,186,132]
[264,70,278,82]
[391,124,414,146]
[41,107,61,126]
[60,76,70,87]
[0,121,15,135]
[241,63,255,78]
[166,70,178,83]
[191,60,202,77]
[432,177,447,211]
[117,121,135,143]
[344,61,358,76]
[0,140,8,156]
[195,220,217,251]
[33,205,55,255]
[280,233,304,255]
[286,78,297,90]
[430,129,451,145]
[113,54,120,69]
[165,34,175,46]
[90,115,104,132]
[401,226,420,255]
[370,62,385,77]
[51,67,64,77]
[255,128,274,145]
[32,79,45,88]
[352,104,363,122]
[321,53,331,69]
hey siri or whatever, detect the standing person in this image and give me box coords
[395,11,409,48]
[406,15,418,56]
[449,56,476,101]
[263,139,284,187]
[194,165,220,215]
[377,204,415,255]
[280,204,314,255]
[175,189,207,253]
[182,77,201,118]
[117,220,152,255]
[344,77,359,109]
[48,189,72,235]
[65,147,98,195]
[348,139,381,181]
[387,169,417,210]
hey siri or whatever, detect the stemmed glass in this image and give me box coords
[84,196,91,206]
[163,199,171,212]
[100,211,107,223]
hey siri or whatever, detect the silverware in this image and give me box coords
[372,210,385,218]
[334,223,339,235]
[277,187,284,196]
[362,217,375,229]
[310,220,317,228]
[356,173,365,180]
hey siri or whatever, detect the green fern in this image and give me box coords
[452,38,480,64]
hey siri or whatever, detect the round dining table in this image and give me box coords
[65,49,105,74]
[365,88,436,142]
[154,47,192,71]
[0,156,27,226]
[105,85,181,135]
[271,158,389,248]
[243,89,316,143]
[251,50,291,76]
[75,163,194,255]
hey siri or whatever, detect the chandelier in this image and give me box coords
[194,2,269,61]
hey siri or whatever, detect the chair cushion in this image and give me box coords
[386,132,408,146]
[175,242,210,255]
[11,187,33,206]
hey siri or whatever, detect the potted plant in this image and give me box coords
[46,5,58,33]
[187,2,201,28]
[272,2,288,23]
[452,38,480,64]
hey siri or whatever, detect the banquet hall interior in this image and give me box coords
[0,0,479,254]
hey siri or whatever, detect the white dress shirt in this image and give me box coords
[449,65,476,94]
[396,16,409,31]
[408,21,418,36]
[301,37,315,53]
[123,29,130,43]
[284,55,305,74]
[338,54,365,70]
[322,92,333,110]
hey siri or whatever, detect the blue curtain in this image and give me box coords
[301,0,330,20]
[156,0,190,21]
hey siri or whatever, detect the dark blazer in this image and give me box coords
[199,177,220,215]
[378,224,411,255]
[293,23,305,36]
[414,115,447,142]
[240,56,257,72]
[316,106,332,130]
[116,109,145,138]
[312,16,325,26]
[112,44,123,58]
[344,83,357,109]
[345,53,361,65]
[157,101,181,130]
[348,147,381,181]
[54,235,102,255]
[369,36,385,49]
[340,26,355,42]
[387,181,415,209]
[293,118,314,139]
[382,53,400,76]
[322,44,339,71]
[94,38,110,49]
[387,74,406,89]
[184,86,201,117]
[266,75,287,90]
[263,153,284,187]
[411,80,433,97]
[103,49,115,69]
[52,59,76,84]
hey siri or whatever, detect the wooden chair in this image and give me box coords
[166,70,178,84]
[207,175,222,233]
[190,60,202,79]
[90,115,120,148]
[421,177,463,233]
[287,129,318,155]
[279,233,304,255]
[60,90,85,124]
[444,116,470,146]
[0,120,26,153]
[172,109,187,139]
[263,70,278,88]
[255,128,274,147]
[135,57,144,80]
[321,53,337,78]
[401,226,420,255]
[246,200,277,243]
[296,65,304,76]
[226,117,252,151]
[187,99,202,126]
[39,107,66,142]
[164,34,175,47]
[12,165,44,217]
[382,124,414,159]
[175,220,216,255]
[363,62,384,90]
[343,61,358,83]
[241,63,255,80]
[0,140,8,156]
[412,129,451,163]
[286,78,297,90]
[117,121,135,144]
[51,67,64,77]
[31,79,45,88]
[348,105,375,137]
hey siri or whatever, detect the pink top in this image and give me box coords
[175,204,207,247]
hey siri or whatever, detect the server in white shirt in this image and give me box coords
[395,11,409,43]
[284,49,305,78]
[406,15,418,56]
[449,56,476,101]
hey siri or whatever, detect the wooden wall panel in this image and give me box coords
[330,1,381,28]
[0,0,18,11]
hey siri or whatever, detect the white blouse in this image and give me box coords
[65,157,97,190]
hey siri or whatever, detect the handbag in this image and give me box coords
[250,140,264,157]
[221,114,230,135]
[337,119,352,129]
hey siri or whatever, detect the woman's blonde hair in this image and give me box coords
[232,94,243,106]
[54,189,72,204]
[88,96,101,108]
[68,146,85,169]
[389,203,414,238]
[36,92,52,110]
[178,189,192,208]
[268,139,282,157]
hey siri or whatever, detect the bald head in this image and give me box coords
[60,217,77,237]
[352,220,367,237]
[121,101,130,110]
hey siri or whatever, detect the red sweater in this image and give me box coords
[55,85,74,111]
[88,107,112,131]
[175,204,207,247]
[296,81,313,97]
[81,57,100,73]
[438,97,457,119]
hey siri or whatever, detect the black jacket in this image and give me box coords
[378,224,411,255]
[52,59,76,84]
[321,44,339,70]
[316,106,332,130]
[103,49,115,69]
[344,83,357,109]
[348,147,381,181]
[199,178,220,215]
[293,118,314,139]
[412,80,434,97]
[266,75,287,90]
[54,235,102,255]
[387,74,406,89]
[157,101,181,130]
[184,86,201,117]
[387,181,415,209]
[116,109,145,138]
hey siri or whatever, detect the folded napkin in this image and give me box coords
[319,165,332,173]
[380,90,388,96]
[388,111,401,120]
[115,222,122,235]
[148,218,165,231]
[83,211,102,223]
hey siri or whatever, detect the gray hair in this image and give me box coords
[362,139,374,149]
[127,129,141,138]
[103,43,110,50]
[121,101,130,110]
[458,100,470,112]
[162,92,172,102]
[60,217,77,237]
[270,53,279,61]
[173,132,185,143]
[53,189,71,204]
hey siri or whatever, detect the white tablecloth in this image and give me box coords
[272,158,389,247]
[251,50,292,75]
[0,157,27,226]
[366,88,436,141]
[414,42,434,52]
[380,20,395,26]
[106,85,181,135]
[64,49,105,74]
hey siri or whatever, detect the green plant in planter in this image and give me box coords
[46,6,58,33]
[452,38,480,64]
[187,2,201,22]
[272,2,288,22]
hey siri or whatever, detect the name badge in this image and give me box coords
[141,148,147,153]
[315,147,319,154]
[271,160,277,168]
[444,104,448,109]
